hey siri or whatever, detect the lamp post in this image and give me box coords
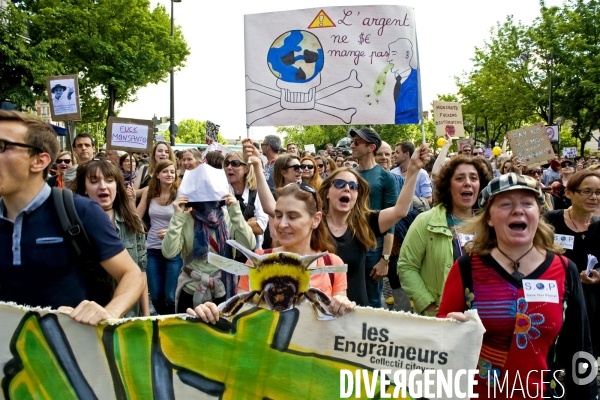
[170,0,182,146]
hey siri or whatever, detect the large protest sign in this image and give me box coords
[0,302,484,399]
[432,101,465,137]
[506,122,555,166]
[244,6,420,127]
[45,74,81,121]
[106,117,154,153]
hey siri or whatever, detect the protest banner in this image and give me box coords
[45,74,81,121]
[244,5,420,127]
[106,117,154,154]
[432,101,464,137]
[506,122,554,166]
[0,302,484,399]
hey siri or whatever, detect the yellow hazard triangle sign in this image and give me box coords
[308,10,336,28]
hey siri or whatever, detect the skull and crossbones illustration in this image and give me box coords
[246,30,362,126]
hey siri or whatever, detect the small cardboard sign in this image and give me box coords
[106,117,154,153]
[562,147,577,159]
[506,122,554,166]
[457,138,473,151]
[433,101,464,137]
[45,74,81,121]
[304,144,316,153]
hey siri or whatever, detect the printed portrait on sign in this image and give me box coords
[45,74,81,121]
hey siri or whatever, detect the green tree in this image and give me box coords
[0,4,61,108]
[12,0,189,125]
[175,119,228,145]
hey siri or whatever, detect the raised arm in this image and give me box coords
[378,143,430,233]
[243,139,276,218]
[431,134,451,179]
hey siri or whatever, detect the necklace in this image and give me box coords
[496,245,535,280]
[327,218,347,233]
[568,209,590,239]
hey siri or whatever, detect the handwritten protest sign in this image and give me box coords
[562,147,577,159]
[0,302,484,399]
[45,74,81,121]
[244,5,420,127]
[506,122,555,166]
[106,117,154,153]
[432,101,464,137]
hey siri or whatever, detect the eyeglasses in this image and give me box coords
[462,148,472,153]
[332,179,359,191]
[344,162,358,168]
[473,152,483,156]
[224,160,246,168]
[56,159,72,164]
[317,163,325,168]
[526,169,542,175]
[0,139,43,154]
[300,164,314,170]
[352,139,369,146]
[283,164,302,172]
[574,189,600,197]
[562,163,574,168]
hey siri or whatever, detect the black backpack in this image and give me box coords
[51,187,114,304]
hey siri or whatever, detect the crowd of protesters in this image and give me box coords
[0,109,598,397]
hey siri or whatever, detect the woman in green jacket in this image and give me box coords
[398,155,490,315]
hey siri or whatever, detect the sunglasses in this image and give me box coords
[332,179,359,191]
[344,162,358,168]
[224,160,246,168]
[462,149,472,152]
[352,139,369,146]
[300,164,314,170]
[526,169,542,175]
[298,182,320,211]
[317,163,325,168]
[562,163,573,168]
[283,164,302,172]
[56,159,72,164]
[473,152,483,156]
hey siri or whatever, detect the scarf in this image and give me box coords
[187,202,236,299]
[121,167,138,186]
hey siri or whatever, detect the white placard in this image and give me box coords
[304,144,316,153]
[111,123,149,150]
[179,164,230,202]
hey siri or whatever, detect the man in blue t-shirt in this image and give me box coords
[350,127,398,308]
[0,111,143,326]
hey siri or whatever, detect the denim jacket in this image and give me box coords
[115,212,147,272]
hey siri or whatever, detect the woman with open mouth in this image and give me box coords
[398,155,491,316]
[317,143,430,306]
[75,159,149,317]
[438,173,596,399]
[47,150,76,188]
[543,169,600,360]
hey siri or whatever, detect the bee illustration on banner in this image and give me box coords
[208,240,347,320]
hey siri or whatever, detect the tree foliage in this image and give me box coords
[176,119,227,145]
[0,4,61,108]
[8,0,189,125]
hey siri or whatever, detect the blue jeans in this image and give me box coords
[146,249,183,315]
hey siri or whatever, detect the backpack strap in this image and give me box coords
[457,254,474,310]
[52,187,93,263]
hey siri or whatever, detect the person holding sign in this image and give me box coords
[438,173,596,399]
[398,156,490,316]
[543,169,600,358]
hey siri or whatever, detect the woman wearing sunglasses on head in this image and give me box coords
[47,150,76,188]
[300,156,322,191]
[189,139,355,323]
[543,169,600,359]
[224,151,268,253]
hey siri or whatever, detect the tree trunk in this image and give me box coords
[105,85,117,138]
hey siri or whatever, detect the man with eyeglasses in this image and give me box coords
[0,110,144,326]
[460,145,472,156]
[261,135,281,196]
[392,141,432,206]
[472,145,484,157]
[350,127,398,308]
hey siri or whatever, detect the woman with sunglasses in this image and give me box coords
[543,169,600,359]
[189,141,356,323]
[300,156,322,191]
[273,154,302,188]
[318,144,429,306]
[315,156,328,179]
[224,151,268,253]
[47,150,76,188]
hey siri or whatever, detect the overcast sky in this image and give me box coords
[118,0,564,141]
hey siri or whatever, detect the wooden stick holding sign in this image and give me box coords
[106,117,154,154]
[506,122,555,167]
